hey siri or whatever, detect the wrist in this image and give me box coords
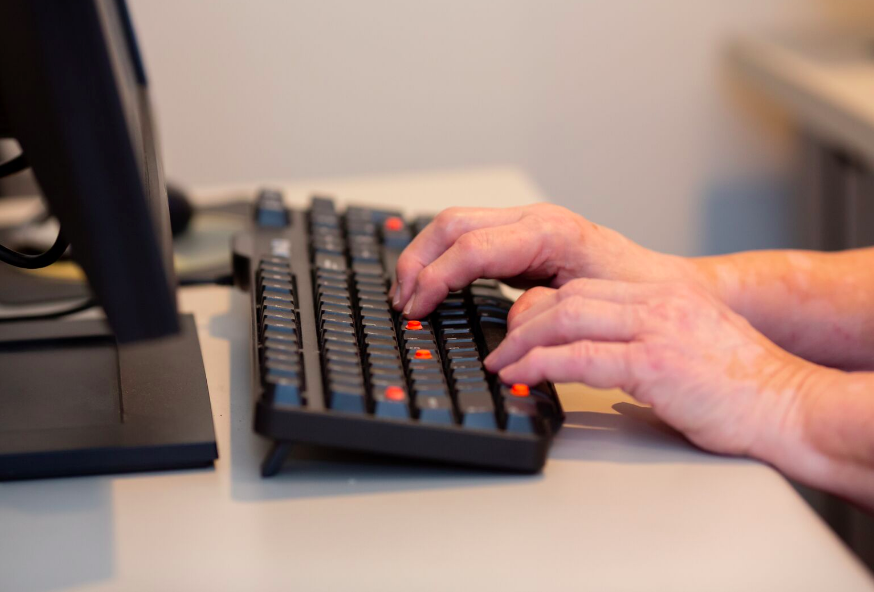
[747,360,840,484]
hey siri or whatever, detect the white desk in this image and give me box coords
[1,168,871,591]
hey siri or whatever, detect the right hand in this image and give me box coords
[391,203,692,319]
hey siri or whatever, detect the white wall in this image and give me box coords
[128,0,874,256]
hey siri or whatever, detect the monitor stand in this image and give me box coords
[0,314,217,480]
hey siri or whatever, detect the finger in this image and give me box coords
[510,278,664,330]
[393,207,527,310]
[506,287,555,331]
[403,220,551,318]
[498,341,639,391]
[485,297,641,371]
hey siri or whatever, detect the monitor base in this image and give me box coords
[0,314,217,480]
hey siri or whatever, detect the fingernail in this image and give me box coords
[402,293,416,317]
[392,280,402,308]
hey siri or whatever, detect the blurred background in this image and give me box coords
[117,0,874,258]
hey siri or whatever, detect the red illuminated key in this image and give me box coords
[510,383,530,397]
[384,386,406,401]
[414,350,432,360]
[406,320,422,330]
[384,217,404,232]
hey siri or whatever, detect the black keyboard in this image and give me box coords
[232,190,564,476]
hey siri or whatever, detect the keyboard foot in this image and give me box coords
[261,441,293,477]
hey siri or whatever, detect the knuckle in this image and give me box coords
[417,265,439,288]
[633,341,673,378]
[455,230,489,256]
[434,207,466,237]
[505,328,526,350]
[394,253,417,278]
[559,296,585,324]
[527,345,548,366]
[570,340,595,363]
[561,278,589,298]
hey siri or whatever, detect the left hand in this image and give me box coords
[486,278,817,457]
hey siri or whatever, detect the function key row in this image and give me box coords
[257,257,306,408]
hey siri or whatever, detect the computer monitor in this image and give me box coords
[0,0,217,479]
[0,0,177,343]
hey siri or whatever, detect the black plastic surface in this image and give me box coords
[0,314,218,480]
[0,0,178,342]
[233,197,564,475]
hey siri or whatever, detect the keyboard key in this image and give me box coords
[458,391,497,430]
[373,386,410,419]
[263,328,298,344]
[503,399,544,434]
[315,252,347,271]
[263,359,301,379]
[263,374,304,406]
[416,395,455,424]
[261,317,298,335]
[452,368,487,383]
[325,351,361,366]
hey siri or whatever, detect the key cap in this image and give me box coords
[503,399,544,434]
[363,336,398,350]
[447,349,478,361]
[458,391,497,429]
[361,309,392,320]
[323,342,359,356]
[320,294,351,307]
[255,188,289,228]
[319,303,353,316]
[263,328,298,345]
[416,396,455,424]
[324,351,361,366]
[351,262,385,277]
[262,348,300,364]
[373,386,411,419]
[261,309,296,323]
[499,384,560,422]
[315,252,347,271]
[449,359,482,371]
[412,385,451,400]
[261,317,298,335]
[452,368,487,383]
[263,374,303,406]
[262,358,301,379]
[329,384,368,413]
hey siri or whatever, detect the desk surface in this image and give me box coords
[1,168,872,591]
[731,30,874,164]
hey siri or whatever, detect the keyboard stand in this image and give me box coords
[261,441,293,477]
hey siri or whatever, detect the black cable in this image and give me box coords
[178,274,234,287]
[0,297,97,324]
[0,153,28,178]
[0,228,69,269]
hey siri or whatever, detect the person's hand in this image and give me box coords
[485,278,816,457]
[391,204,694,319]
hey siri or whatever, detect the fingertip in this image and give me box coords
[402,293,417,318]
[391,279,402,309]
